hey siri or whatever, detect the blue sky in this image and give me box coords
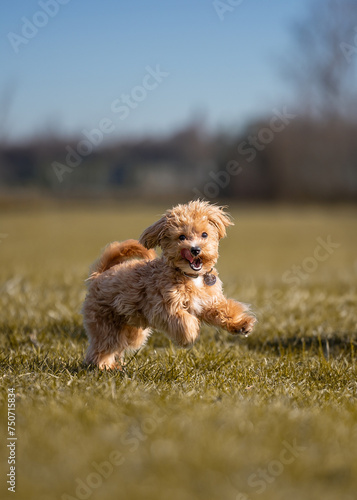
[1,0,309,142]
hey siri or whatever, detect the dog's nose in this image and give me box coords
[191,246,201,256]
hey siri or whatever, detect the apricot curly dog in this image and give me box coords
[82,200,256,369]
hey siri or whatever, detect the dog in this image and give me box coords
[82,200,256,369]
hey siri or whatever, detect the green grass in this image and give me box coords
[1,204,357,500]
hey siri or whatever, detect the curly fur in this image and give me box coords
[82,200,256,369]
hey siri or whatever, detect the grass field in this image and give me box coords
[1,203,357,500]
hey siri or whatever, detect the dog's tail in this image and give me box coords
[88,239,156,278]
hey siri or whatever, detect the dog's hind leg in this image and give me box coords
[85,323,151,370]
[124,326,151,352]
[84,317,124,370]
[106,326,151,368]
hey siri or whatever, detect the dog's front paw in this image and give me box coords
[230,314,256,336]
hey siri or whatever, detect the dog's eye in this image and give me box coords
[201,232,208,238]
[179,235,186,241]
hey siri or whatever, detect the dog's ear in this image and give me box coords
[139,216,167,249]
[208,206,233,239]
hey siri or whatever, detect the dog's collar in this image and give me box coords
[176,267,212,278]
[175,267,216,285]
[175,268,198,279]
[181,271,200,279]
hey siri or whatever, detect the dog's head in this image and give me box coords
[139,200,233,275]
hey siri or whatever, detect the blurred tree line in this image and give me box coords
[0,0,356,203]
[1,115,356,203]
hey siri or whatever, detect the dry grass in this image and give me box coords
[0,204,356,500]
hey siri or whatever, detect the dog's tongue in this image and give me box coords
[181,248,194,263]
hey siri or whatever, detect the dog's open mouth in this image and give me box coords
[180,249,203,272]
